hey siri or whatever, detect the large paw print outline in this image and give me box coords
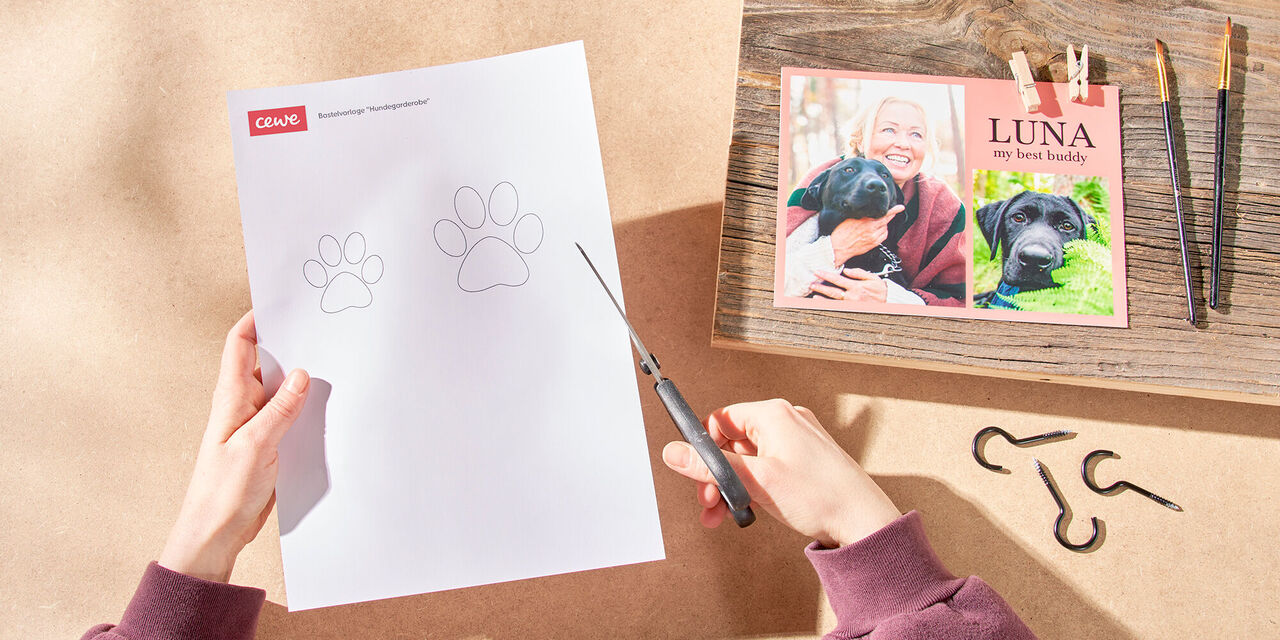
[303,232,384,313]
[434,182,544,292]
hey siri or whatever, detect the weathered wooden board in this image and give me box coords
[714,0,1280,404]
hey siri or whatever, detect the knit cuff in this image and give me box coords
[784,232,835,296]
[116,562,266,640]
[884,280,925,305]
[804,511,965,638]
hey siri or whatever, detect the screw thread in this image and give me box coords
[1033,459,1051,487]
[1148,492,1183,512]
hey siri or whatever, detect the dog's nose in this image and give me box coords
[1017,245,1054,271]
[864,179,886,195]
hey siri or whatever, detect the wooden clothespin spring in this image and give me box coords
[1067,44,1089,102]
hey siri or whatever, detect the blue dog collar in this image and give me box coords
[988,282,1022,310]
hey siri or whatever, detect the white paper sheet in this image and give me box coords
[227,42,664,611]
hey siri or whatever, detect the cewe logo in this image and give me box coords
[248,106,308,136]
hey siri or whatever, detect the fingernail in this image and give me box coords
[663,443,690,469]
[284,369,309,394]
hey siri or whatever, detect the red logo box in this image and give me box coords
[248,106,308,136]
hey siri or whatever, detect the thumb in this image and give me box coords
[662,441,766,497]
[245,369,310,448]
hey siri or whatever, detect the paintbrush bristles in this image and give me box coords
[1155,40,1170,103]
[1219,18,1232,90]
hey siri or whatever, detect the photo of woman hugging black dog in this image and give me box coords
[783,94,966,307]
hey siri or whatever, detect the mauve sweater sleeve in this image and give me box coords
[805,511,1037,639]
[81,562,265,640]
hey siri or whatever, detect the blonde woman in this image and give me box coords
[784,97,965,306]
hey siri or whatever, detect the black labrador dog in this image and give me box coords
[975,190,1094,303]
[798,157,906,288]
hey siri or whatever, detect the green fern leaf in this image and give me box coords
[1072,177,1109,217]
[1010,238,1114,315]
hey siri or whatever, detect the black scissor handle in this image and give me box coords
[654,378,756,527]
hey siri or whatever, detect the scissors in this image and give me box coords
[577,243,756,527]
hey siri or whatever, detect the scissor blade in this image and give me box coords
[576,242,664,382]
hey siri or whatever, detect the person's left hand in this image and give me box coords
[829,204,903,265]
[809,268,889,303]
[158,310,310,583]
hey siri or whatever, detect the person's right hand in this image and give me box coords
[830,204,903,265]
[661,400,900,548]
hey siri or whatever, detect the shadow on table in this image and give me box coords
[876,474,1129,638]
[253,202,1173,638]
[255,473,1130,639]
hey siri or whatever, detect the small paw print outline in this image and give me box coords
[303,232,384,313]
[433,181,544,292]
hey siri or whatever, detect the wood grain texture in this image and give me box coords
[714,0,1280,404]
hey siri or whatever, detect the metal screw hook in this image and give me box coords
[971,426,1074,472]
[1034,459,1100,552]
[1082,450,1183,512]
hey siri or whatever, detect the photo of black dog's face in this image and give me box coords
[800,157,904,236]
[976,191,1095,291]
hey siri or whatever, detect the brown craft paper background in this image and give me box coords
[2,1,1277,638]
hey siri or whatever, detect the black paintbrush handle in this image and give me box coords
[654,378,756,527]
[1162,101,1197,326]
[1210,88,1228,309]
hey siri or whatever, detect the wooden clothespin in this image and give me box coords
[1067,44,1089,102]
[1008,51,1040,113]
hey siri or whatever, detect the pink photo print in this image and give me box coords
[776,67,1126,327]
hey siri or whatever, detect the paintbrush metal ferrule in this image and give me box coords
[1155,40,1170,103]
[1218,18,1232,90]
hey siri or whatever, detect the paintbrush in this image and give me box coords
[1156,40,1196,325]
[1210,18,1231,309]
